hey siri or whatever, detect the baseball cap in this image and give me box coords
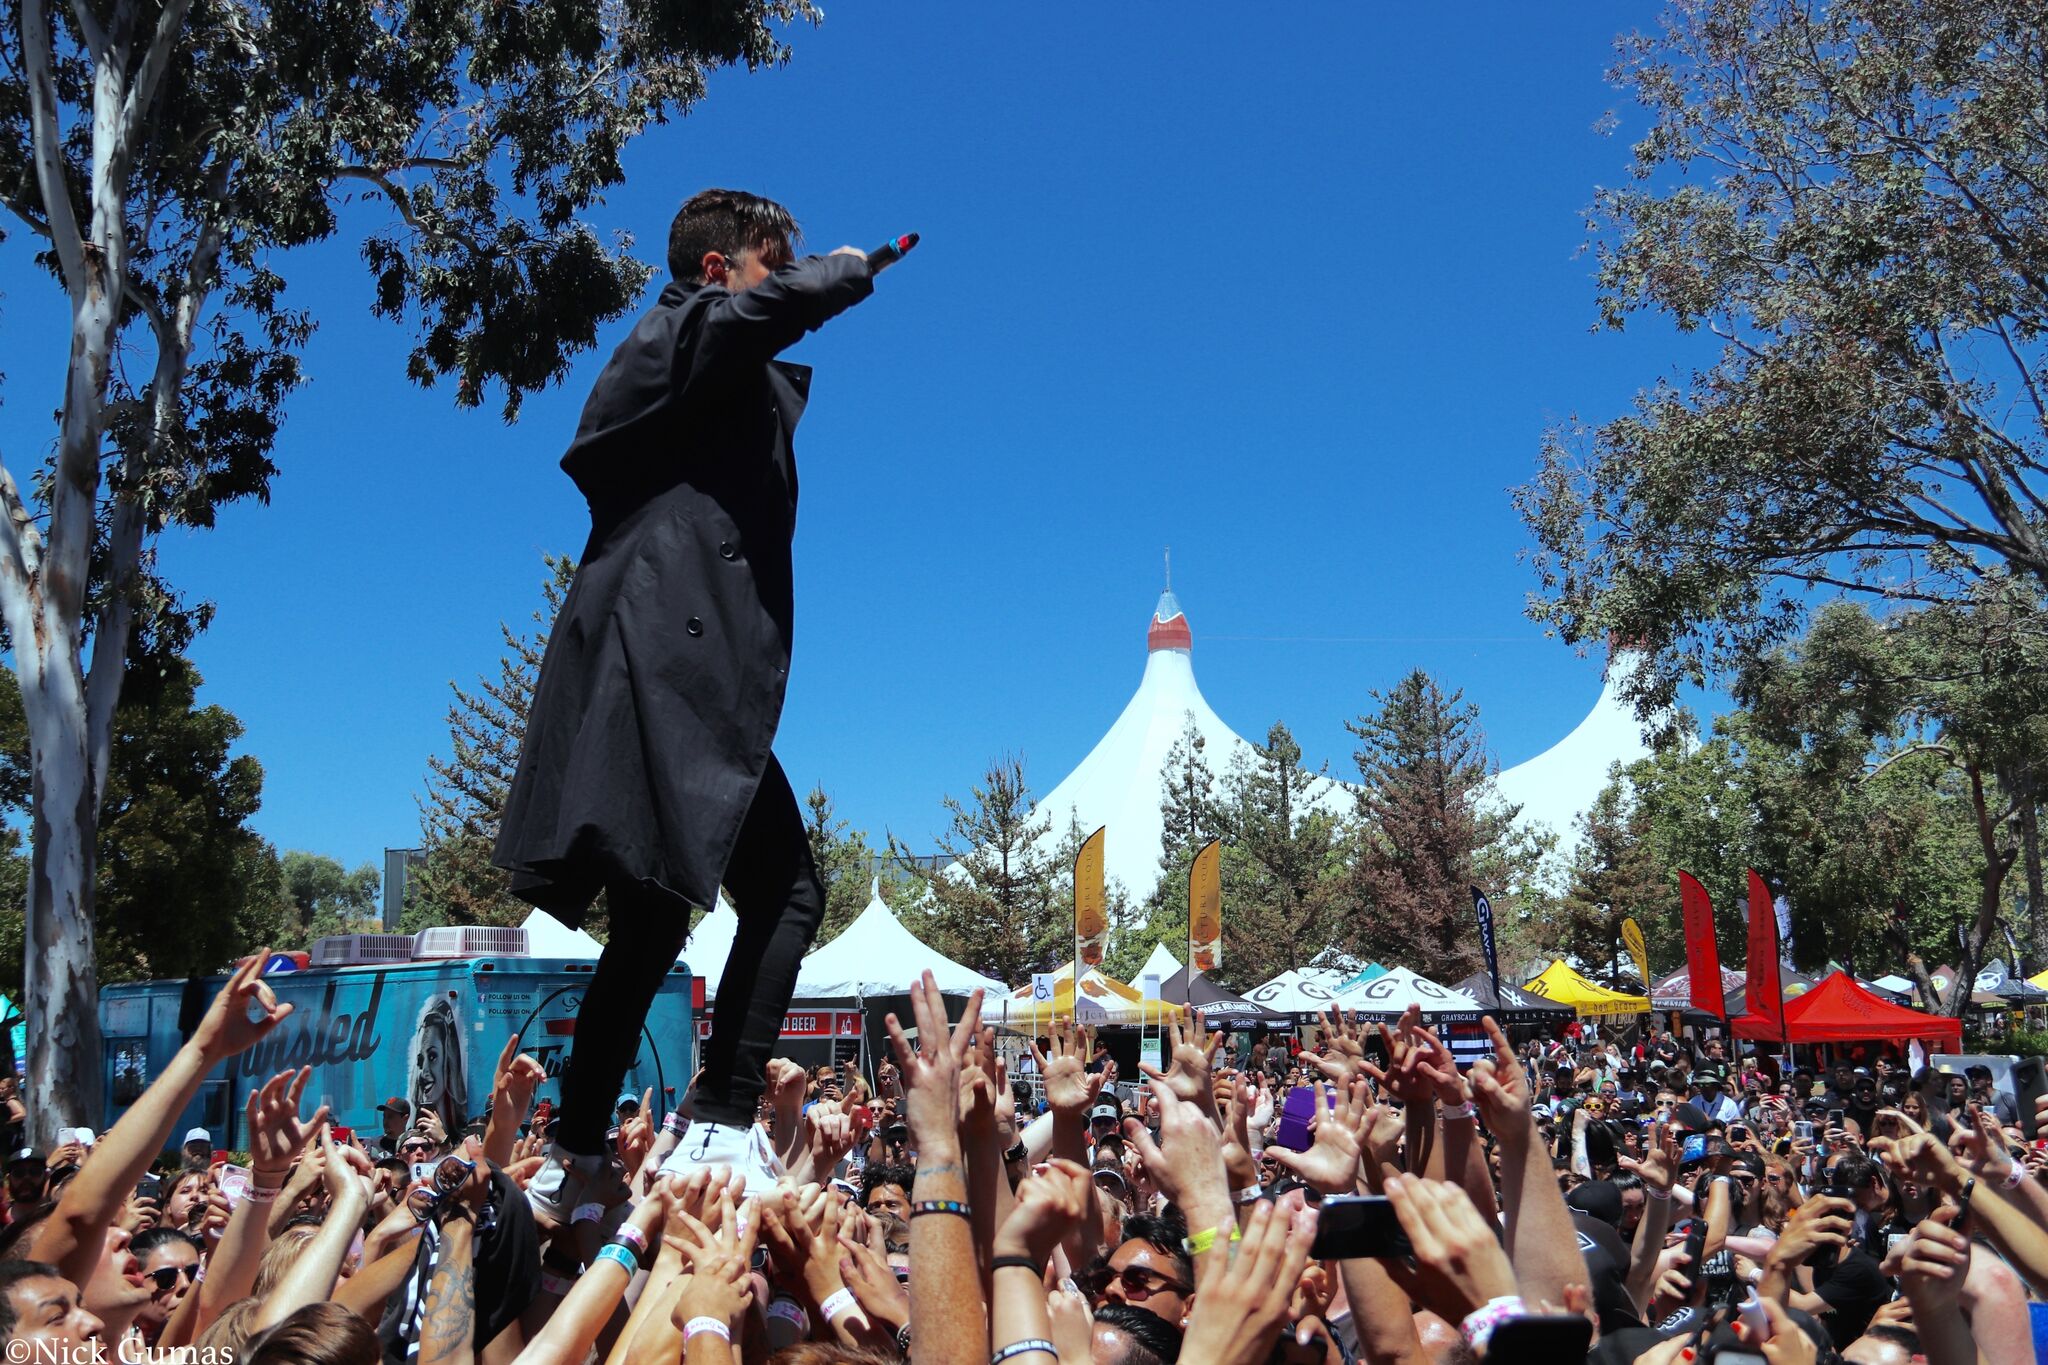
[182,1127,210,1146]
[615,1093,640,1111]
[1089,1103,1119,1123]
[375,1095,410,1116]
[6,1147,42,1169]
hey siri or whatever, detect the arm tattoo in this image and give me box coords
[419,1237,477,1365]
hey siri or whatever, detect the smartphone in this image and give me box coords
[215,1163,251,1209]
[134,1174,160,1201]
[1826,1108,1845,1129]
[1273,1087,1317,1154]
[1793,1120,1815,1139]
[1680,1133,1709,1165]
[53,1127,78,1147]
[411,1161,438,1186]
[1886,1232,1910,1258]
[1486,1315,1593,1356]
[1728,1123,1751,1144]
[1679,1219,1707,1296]
[330,1125,354,1147]
[1309,1195,1412,1260]
[1820,1183,1855,1201]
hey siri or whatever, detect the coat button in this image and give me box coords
[718,542,737,560]
[686,617,703,636]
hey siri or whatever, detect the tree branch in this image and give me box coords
[1862,744,1955,784]
[19,0,88,291]
[117,0,194,153]
[334,165,489,259]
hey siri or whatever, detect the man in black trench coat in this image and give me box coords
[494,189,886,1213]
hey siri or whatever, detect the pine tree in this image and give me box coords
[409,555,576,931]
[806,786,882,945]
[1211,722,1344,992]
[1345,670,1522,981]
[890,755,1069,984]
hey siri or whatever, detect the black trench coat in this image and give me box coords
[494,254,875,920]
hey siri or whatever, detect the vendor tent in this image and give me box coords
[1454,972,1575,1024]
[1721,966,1816,1021]
[1245,968,1346,1019]
[1523,961,1650,1017]
[1649,965,1744,1012]
[996,965,1186,1031]
[1331,964,1388,994]
[520,909,604,959]
[1160,966,1293,1030]
[1732,970,1961,1048]
[1332,966,1484,1020]
[796,885,1006,999]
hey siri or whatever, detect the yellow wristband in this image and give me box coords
[1180,1224,1243,1256]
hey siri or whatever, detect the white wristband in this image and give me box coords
[1442,1102,1477,1122]
[1644,1186,1671,1202]
[571,1202,606,1224]
[1232,1184,1264,1204]
[682,1316,730,1343]
[820,1287,859,1321]
[2004,1164,2029,1191]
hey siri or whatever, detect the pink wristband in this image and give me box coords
[1459,1296,1527,1354]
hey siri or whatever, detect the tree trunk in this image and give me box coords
[22,657,102,1148]
[2023,797,2044,976]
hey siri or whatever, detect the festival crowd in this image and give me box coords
[0,954,2041,1364]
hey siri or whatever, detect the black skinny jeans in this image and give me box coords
[555,756,825,1153]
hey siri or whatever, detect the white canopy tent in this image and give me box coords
[520,909,603,960]
[1245,968,1346,1018]
[1330,965,1483,1019]
[1135,942,1183,996]
[677,899,741,999]
[795,886,1007,999]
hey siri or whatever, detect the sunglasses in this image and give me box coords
[1094,1265,1192,1301]
[147,1264,198,1291]
[400,1140,435,1155]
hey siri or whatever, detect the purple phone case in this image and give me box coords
[1274,1086,1317,1152]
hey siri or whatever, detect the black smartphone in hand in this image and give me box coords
[1487,1315,1594,1356]
[1309,1195,1412,1260]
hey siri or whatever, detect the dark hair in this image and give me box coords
[764,1345,899,1364]
[861,1163,915,1205]
[1092,1300,1183,1363]
[242,1303,380,1365]
[130,1227,203,1261]
[1863,1324,1920,1352]
[0,1261,67,1340]
[0,1206,55,1262]
[667,189,798,282]
[1118,1211,1193,1287]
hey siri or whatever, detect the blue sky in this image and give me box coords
[0,4,1715,875]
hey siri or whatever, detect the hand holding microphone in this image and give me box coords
[833,232,920,275]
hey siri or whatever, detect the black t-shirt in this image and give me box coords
[1814,1245,1887,1349]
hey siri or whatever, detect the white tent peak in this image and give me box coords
[796,886,1006,998]
[1136,941,1183,986]
[1020,588,1353,906]
[1494,647,1653,861]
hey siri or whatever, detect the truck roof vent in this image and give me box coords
[412,926,530,960]
[311,934,417,967]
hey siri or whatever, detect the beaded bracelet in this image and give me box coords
[991,1342,1056,1363]
[681,1317,729,1343]
[1458,1295,1527,1354]
[592,1243,637,1274]
[911,1199,971,1219]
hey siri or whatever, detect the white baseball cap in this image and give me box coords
[183,1127,210,1145]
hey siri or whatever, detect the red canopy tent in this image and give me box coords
[1731,970,1961,1048]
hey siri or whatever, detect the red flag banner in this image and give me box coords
[1744,868,1783,1037]
[1678,871,1725,1018]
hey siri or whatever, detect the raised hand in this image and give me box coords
[1360,1005,1430,1104]
[1140,1009,1222,1117]
[616,1089,656,1180]
[1178,1197,1316,1365]
[246,1068,328,1175]
[1031,1017,1107,1116]
[1120,1074,1229,1225]
[1382,1173,1521,1321]
[992,1157,1092,1265]
[1309,1006,1371,1087]
[192,952,294,1062]
[1466,1015,1533,1144]
[1266,1078,1370,1196]
[670,1188,760,1335]
[1619,1122,1681,1194]
[1951,1104,2015,1184]
[883,972,984,1153]
[490,1036,546,1124]
[1897,1208,1972,1314]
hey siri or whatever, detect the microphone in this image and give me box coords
[868,232,920,272]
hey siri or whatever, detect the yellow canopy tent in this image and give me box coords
[995,964,1187,1031]
[1523,960,1650,1018]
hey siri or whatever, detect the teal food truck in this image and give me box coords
[98,938,697,1150]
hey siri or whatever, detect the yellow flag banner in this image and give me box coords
[1075,826,1108,967]
[1188,839,1222,973]
[1621,916,1650,995]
